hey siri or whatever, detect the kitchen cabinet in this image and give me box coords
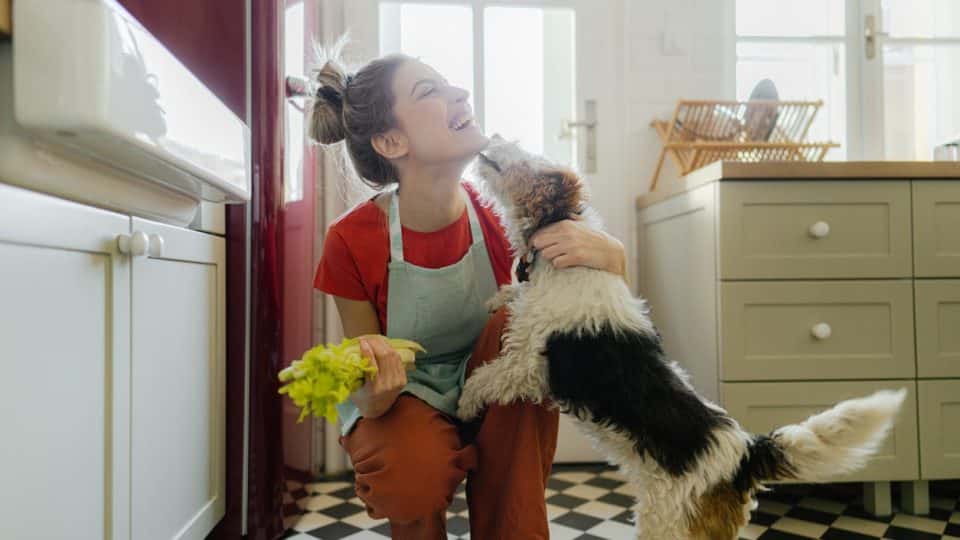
[0,182,225,539]
[129,218,226,540]
[637,161,960,516]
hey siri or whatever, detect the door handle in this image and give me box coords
[559,119,597,136]
[865,14,889,60]
[559,100,598,173]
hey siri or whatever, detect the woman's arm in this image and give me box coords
[333,295,408,419]
[334,295,382,337]
[529,217,627,279]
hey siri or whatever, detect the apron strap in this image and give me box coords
[388,188,405,262]
[463,188,484,247]
[388,185,485,263]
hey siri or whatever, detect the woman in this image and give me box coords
[310,48,627,539]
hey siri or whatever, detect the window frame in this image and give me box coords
[733,0,960,160]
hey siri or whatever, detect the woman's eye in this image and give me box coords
[422,88,435,97]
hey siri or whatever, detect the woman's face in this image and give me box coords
[388,60,489,168]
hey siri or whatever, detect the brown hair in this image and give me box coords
[308,42,409,190]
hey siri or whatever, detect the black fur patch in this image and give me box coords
[545,327,731,476]
[732,434,797,492]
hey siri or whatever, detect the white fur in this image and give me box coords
[459,139,905,539]
[772,389,906,481]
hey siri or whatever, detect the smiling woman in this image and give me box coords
[303,41,561,539]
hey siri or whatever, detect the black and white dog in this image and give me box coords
[457,136,906,540]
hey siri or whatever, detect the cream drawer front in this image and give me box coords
[719,182,912,279]
[916,280,960,378]
[722,381,919,482]
[720,281,915,381]
[918,380,960,479]
[914,181,960,277]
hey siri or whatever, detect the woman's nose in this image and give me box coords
[448,85,470,103]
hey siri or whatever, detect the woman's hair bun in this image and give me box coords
[308,35,354,145]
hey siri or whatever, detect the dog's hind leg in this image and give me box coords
[630,480,701,540]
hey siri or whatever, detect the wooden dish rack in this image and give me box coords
[649,99,840,191]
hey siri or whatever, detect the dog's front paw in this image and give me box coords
[458,364,499,421]
[486,283,520,312]
[457,399,483,422]
[457,380,485,421]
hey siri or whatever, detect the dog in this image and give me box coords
[457,135,907,540]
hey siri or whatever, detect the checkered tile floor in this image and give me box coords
[281,465,960,539]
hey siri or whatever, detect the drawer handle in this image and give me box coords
[117,231,149,257]
[808,221,831,239]
[811,322,832,340]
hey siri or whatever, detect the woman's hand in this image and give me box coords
[530,215,627,278]
[350,335,408,419]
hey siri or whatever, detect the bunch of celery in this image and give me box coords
[278,337,424,423]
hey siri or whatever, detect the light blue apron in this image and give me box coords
[337,186,499,435]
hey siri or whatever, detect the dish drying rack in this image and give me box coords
[649,100,840,190]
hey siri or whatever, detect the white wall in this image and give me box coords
[619,0,734,286]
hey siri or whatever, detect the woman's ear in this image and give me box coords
[371,128,409,160]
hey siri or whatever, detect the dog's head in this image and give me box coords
[473,134,590,254]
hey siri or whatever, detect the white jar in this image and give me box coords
[934,143,959,161]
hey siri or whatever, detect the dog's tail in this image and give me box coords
[733,389,906,489]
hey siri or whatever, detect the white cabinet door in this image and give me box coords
[129,217,225,540]
[0,183,131,540]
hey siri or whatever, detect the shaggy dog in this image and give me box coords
[457,136,907,540]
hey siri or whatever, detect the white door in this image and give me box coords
[129,217,226,539]
[0,183,131,540]
[343,0,625,463]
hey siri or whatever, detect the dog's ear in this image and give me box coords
[520,166,585,230]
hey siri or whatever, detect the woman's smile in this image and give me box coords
[449,113,475,131]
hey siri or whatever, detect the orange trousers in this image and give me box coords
[339,307,560,539]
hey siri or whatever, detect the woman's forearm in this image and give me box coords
[603,232,627,280]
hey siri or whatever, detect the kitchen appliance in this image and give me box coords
[0,0,250,226]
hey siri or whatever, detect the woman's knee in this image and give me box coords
[341,397,474,521]
[352,441,469,521]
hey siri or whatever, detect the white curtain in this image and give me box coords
[314,0,383,475]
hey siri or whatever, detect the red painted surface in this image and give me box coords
[280,0,319,477]
[117,0,246,118]
[243,1,287,538]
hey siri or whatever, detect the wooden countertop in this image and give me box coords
[637,160,960,209]
[1,0,10,37]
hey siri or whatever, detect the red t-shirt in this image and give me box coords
[314,182,514,333]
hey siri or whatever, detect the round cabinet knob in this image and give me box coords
[811,322,832,340]
[117,234,131,255]
[148,233,165,258]
[809,221,831,239]
[117,231,149,257]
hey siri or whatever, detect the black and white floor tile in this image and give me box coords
[281,465,960,539]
